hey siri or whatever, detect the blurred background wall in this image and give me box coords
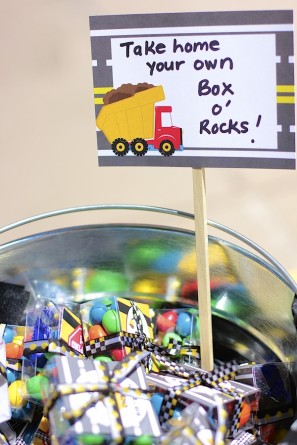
[0,0,296,278]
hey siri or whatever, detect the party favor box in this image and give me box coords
[80,296,154,359]
[44,352,161,444]
[24,301,84,358]
[147,371,258,435]
[235,362,295,425]
[0,340,11,424]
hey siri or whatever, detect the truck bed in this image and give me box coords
[96,86,165,143]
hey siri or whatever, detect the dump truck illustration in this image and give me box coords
[96,85,183,156]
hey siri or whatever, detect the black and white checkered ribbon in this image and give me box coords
[229,430,258,444]
[44,350,152,444]
[130,300,145,335]
[152,357,243,437]
[35,429,50,444]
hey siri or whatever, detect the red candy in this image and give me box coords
[156,310,178,332]
[88,324,107,340]
[111,348,126,361]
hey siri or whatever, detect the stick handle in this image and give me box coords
[192,168,214,370]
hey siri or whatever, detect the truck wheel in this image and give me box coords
[130,138,148,156]
[111,138,129,156]
[159,140,175,156]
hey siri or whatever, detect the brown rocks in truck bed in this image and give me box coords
[103,82,155,105]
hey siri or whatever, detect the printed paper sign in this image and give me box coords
[89,10,295,169]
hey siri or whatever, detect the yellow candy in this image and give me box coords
[8,380,28,408]
[12,335,24,346]
[15,326,26,336]
[39,416,49,432]
[131,274,166,295]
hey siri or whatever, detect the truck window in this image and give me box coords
[161,112,172,128]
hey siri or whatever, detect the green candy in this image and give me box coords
[133,435,153,445]
[102,309,120,334]
[26,374,49,400]
[94,355,112,362]
[84,270,128,293]
[162,332,182,348]
[127,243,165,268]
[79,434,104,445]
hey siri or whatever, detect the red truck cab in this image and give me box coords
[149,106,183,156]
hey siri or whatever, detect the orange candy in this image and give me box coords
[6,342,24,359]
[88,324,107,340]
[239,401,251,428]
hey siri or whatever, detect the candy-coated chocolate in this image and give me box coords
[84,270,128,293]
[162,332,182,348]
[102,309,120,334]
[39,415,50,431]
[15,326,26,336]
[8,380,28,408]
[156,310,178,332]
[131,276,166,296]
[79,434,104,445]
[130,275,166,309]
[6,342,24,359]
[6,368,17,384]
[176,312,197,338]
[89,303,108,325]
[12,335,24,346]
[151,393,182,423]
[152,250,182,274]
[239,401,251,427]
[151,393,164,415]
[26,374,49,401]
[127,243,166,268]
[111,348,126,361]
[88,324,107,340]
[133,435,153,445]
[3,327,14,343]
[94,355,112,362]
[24,332,33,341]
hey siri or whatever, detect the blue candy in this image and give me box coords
[89,303,108,325]
[176,312,198,338]
[6,368,18,384]
[3,327,14,344]
[151,393,183,420]
[151,393,164,416]
[172,405,183,419]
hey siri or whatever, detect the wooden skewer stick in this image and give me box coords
[192,167,214,371]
